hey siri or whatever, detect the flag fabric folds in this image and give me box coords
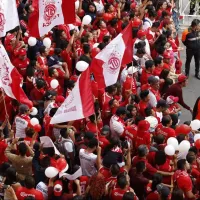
[90,23,133,89]
[50,68,94,124]
[29,0,75,37]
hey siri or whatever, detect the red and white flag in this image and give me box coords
[90,23,133,89]
[29,0,75,37]
[0,0,19,37]
[0,44,33,108]
[50,68,94,124]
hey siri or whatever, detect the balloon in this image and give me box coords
[30,107,38,116]
[195,139,200,149]
[167,137,179,150]
[178,140,190,152]
[30,118,39,126]
[76,61,89,72]
[103,13,113,21]
[194,134,200,142]
[164,145,175,156]
[24,32,29,37]
[145,116,158,129]
[78,9,85,17]
[28,37,37,46]
[50,79,59,89]
[191,120,200,130]
[82,15,92,25]
[175,124,191,135]
[130,2,137,9]
[56,158,67,172]
[91,47,100,58]
[33,124,41,132]
[43,37,51,48]
[45,167,59,178]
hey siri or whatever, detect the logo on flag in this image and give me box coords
[0,9,5,32]
[43,0,57,26]
[106,52,121,74]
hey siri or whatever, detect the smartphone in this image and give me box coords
[3,185,9,189]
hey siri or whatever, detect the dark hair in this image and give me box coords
[83,44,90,54]
[154,56,163,66]
[189,146,198,155]
[191,19,200,27]
[155,151,166,165]
[110,18,118,27]
[25,176,35,189]
[25,128,35,138]
[136,48,146,55]
[5,167,17,185]
[106,85,117,94]
[18,142,27,156]
[140,90,149,100]
[155,134,165,145]
[159,69,170,80]
[171,189,184,200]
[138,145,148,157]
[60,128,68,138]
[176,134,186,144]
[117,173,128,189]
[127,104,137,118]
[49,108,58,117]
[152,21,160,28]
[177,159,186,170]
[88,138,98,148]
[149,10,157,18]
[39,46,46,55]
[48,67,56,77]
[36,78,46,89]
[98,43,106,50]
[40,156,50,168]
[186,152,196,164]
[170,114,178,129]
[135,115,145,125]
[151,173,163,191]
[136,161,146,173]
[110,164,120,176]
[0,163,10,177]
[145,107,153,117]
[72,195,84,200]
[122,192,135,200]
[145,60,155,69]
[103,35,111,44]
[162,115,171,126]
[24,197,35,200]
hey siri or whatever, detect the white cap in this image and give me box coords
[127,66,138,75]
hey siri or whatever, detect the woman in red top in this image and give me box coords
[193,96,200,120]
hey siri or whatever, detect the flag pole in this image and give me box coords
[94,112,99,142]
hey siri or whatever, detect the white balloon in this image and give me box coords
[145,116,158,128]
[75,1,79,9]
[194,134,200,142]
[191,120,200,131]
[76,61,89,72]
[93,43,99,48]
[30,107,38,116]
[30,118,39,126]
[45,167,59,178]
[24,32,29,37]
[167,137,179,150]
[82,15,92,25]
[178,140,190,153]
[164,145,175,156]
[28,37,37,46]
[43,37,51,48]
[50,79,59,89]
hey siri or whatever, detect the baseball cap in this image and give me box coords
[132,18,142,27]
[166,95,179,104]
[163,51,171,59]
[157,184,170,198]
[84,132,95,140]
[121,11,129,18]
[18,48,27,56]
[178,74,187,83]
[157,99,168,108]
[137,30,146,39]
[138,120,150,131]
[44,90,57,100]
[55,95,65,104]
[54,180,63,196]
[101,125,110,135]
[127,66,138,75]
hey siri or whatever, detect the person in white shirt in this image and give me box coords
[79,138,101,177]
[143,10,157,31]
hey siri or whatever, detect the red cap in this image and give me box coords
[138,120,150,131]
[163,51,171,59]
[175,59,182,70]
[132,18,142,28]
[175,124,191,135]
[166,95,179,104]
[18,48,27,56]
[130,2,137,10]
[54,180,63,196]
[55,95,65,104]
[137,30,146,39]
[121,11,129,18]
[178,74,187,83]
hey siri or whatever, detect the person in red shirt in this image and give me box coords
[155,115,176,142]
[99,125,110,152]
[138,90,150,117]
[111,173,137,200]
[174,159,196,199]
[166,95,181,115]
[135,120,151,149]
[153,57,164,77]
[12,48,30,80]
[86,114,102,136]
[140,60,155,85]
[162,51,171,70]
[15,175,44,200]
[97,20,110,43]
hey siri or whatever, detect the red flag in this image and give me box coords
[50,68,94,124]
[29,0,75,38]
[90,23,133,89]
[0,44,33,108]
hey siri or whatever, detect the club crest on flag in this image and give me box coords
[0,63,9,86]
[106,52,121,74]
[43,0,57,26]
[0,9,5,32]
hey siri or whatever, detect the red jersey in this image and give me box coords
[37,56,47,66]
[123,125,137,148]
[102,92,113,117]
[91,80,99,100]
[138,100,148,117]
[43,114,54,140]
[15,187,44,200]
[146,28,156,48]
[153,67,163,77]
[0,140,8,165]
[140,70,152,85]
[155,124,176,142]
[111,187,138,200]
[99,135,110,151]
[30,87,45,101]
[98,28,109,43]
[123,76,137,96]
[99,167,111,181]
[12,57,30,79]
[136,130,151,149]
[168,103,179,114]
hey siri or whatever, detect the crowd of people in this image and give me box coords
[0,0,200,199]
